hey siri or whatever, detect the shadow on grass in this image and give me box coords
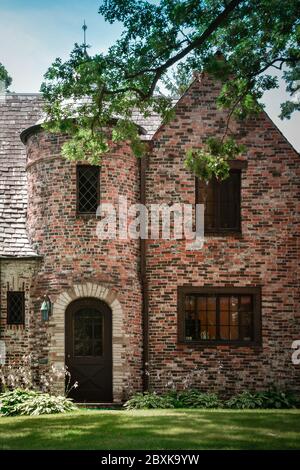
[0,410,300,450]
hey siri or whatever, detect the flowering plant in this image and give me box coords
[0,354,78,397]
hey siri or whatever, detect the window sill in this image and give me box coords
[76,213,98,218]
[178,340,262,348]
[204,231,242,238]
[6,324,25,329]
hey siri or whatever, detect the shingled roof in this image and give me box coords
[0,93,45,257]
[0,92,165,258]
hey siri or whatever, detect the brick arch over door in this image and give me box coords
[49,283,124,402]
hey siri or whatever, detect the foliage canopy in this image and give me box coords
[41,0,300,179]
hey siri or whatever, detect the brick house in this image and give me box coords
[0,73,299,403]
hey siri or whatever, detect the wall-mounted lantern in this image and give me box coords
[40,295,52,321]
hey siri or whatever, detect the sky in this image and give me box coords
[0,0,299,151]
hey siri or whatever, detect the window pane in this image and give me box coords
[230,296,239,325]
[220,296,229,310]
[220,297,229,325]
[220,325,229,340]
[200,324,216,340]
[185,295,195,312]
[230,325,239,340]
[199,309,207,325]
[198,171,240,232]
[241,310,253,341]
[207,296,216,310]
[185,296,197,340]
[198,296,206,311]
[219,171,240,229]
[207,325,216,340]
[7,292,24,325]
[94,340,103,356]
[77,165,99,213]
[200,325,216,340]
[199,178,217,230]
[240,296,252,309]
[181,291,256,343]
[207,310,216,325]
[74,309,103,356]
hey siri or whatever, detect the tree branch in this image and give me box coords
[124,0,244,94]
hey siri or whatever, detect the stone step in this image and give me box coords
[77,402,123,409]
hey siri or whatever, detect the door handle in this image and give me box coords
[67,354,71,358]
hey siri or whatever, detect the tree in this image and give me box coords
[41,0,300,180]
[0,62,12,90]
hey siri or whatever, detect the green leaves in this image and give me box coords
[112,119,147,157]
[184,137,245,181]
[0,62,12,90]
[61,129,109,164]
[0,389,78,416]
[123,388,299,410]
[225,389,299,409]
[124,392,175,410]
[280,59,300,119]
[41,0,300,176]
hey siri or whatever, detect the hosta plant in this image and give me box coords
[124,392,174,410]
[0,388,77,417]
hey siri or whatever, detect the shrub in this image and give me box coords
[175,390,222,409]
[124,392,174,410]
[0,389,37,416]
[124,388,299,410]
[257,389,299,409]
[16,393,77,416]
[225,389,299,409]
[225,391,264,409]
[124,390,221,410]
[0,388,77,416]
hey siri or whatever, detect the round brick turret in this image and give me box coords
[22,127,143,401]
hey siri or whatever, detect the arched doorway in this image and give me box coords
[65,298,112,403]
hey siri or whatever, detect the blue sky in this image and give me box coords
[0,0,299,151]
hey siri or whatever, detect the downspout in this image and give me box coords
[0,258,1,332]
[140,150,149,392]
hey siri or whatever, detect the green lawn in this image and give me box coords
[0,409,299,450]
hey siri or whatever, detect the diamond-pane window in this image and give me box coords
[7,291,25,325]
[77,165,100,214]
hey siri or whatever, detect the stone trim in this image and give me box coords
[50,282,124,402]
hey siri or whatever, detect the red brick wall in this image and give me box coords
[25,131,143,398]
[5,73,298,398]
[146,73,300,395]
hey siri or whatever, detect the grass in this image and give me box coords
[0,409,299,450]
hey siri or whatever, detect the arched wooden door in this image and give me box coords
[65,298,112,403]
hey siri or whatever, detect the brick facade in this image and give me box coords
[0,74,299,401]
[146,73,300,396]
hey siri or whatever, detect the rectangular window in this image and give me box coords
[178,287,261,345]
[196,169,241,233]
[77,165,100,214]
[7,291,25,325]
